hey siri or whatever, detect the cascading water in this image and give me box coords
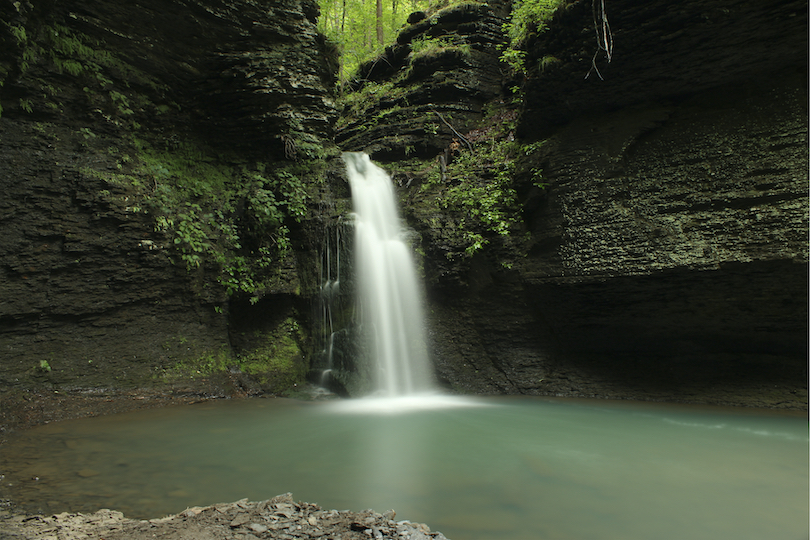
[318,222,342,388]
[343,152,432,396]
[314,215,361,396]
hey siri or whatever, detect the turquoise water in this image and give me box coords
[0,396,806,540]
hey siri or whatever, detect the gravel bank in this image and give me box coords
[0,493,449,540]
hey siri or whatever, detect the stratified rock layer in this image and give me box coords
[0,123,227,388]
[335,1,508,160]
[0,0,806,409]
[519,0,808,135]
[0,0,337,391]
[346,0,808,407]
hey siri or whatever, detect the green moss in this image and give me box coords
[250,316,308,392]
[336,81,413,129]
[168,350,231,379]
[397,104,548,258]
[409,35,472,63]
[238,328,305,391]
[499,0,566,75]
[164,317,307,394]
[124,137,327,299]
[41,25,163,90]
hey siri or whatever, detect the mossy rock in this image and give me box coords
[236,319,307,394]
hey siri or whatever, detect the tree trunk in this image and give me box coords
[376,0,384,44]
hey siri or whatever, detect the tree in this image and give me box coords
[318,0,430,80]
[376,0,384,44]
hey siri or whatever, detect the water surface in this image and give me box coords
[0,396,806,540]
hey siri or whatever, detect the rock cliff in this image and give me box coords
[337,0,808,407]
[0,0,341,396]
[0,0,806,409]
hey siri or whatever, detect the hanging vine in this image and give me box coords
[586,0,613,79]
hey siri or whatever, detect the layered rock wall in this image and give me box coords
[338,0,808,407]
[0,0,806,408]
[0,122,227,389]
[0,0,339,393]
[336,0,508,160]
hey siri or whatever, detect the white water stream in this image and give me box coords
[343,152,432,397]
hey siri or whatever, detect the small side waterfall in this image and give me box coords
[318,219,344,389]
[343,152,432,396]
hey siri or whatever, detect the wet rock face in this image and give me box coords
[431,261,808,408]
[0,120,228,388]
[0,0,336,152]
[0,0,338,391]
[417,0,808,406]
[522,73,808,279]
[58,0,337,153]
[518,0,808,135]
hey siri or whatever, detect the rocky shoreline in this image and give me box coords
[0,493,449,540]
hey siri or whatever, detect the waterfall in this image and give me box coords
[314,213,361,396]
[343,152,432,396]
[318,221,342,388]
